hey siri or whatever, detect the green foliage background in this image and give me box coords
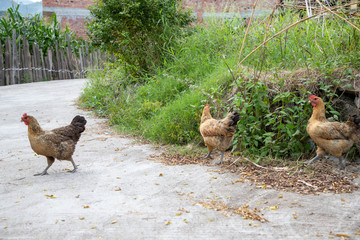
[81,8,360,161]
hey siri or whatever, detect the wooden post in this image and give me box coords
[65,34,74,79]
[35,43,42,81]
[47,48,53,80]
[79,46,84,78]
[18,38,22,83]
[23,36,32,83]
[0,40,4,86]
[85,42,89,69]
[11,29,16,85]
[5,37,11,85]
[55,41,63,80]
[40,49,46,80]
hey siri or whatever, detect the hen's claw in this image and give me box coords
[305,154,323,165]
[212,151,225,165]
[203,151,212,160]
[67,169,77,173]
[34,171,49,176]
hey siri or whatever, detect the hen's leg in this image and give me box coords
[203,151,212,159]
[34,157,54,176]
[338,157,345,170]
[67,158,78,173]
[203,146,213,160]
[212,151,225,165]
[305,154,323,165]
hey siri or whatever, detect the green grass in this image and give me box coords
[80,10,360,160]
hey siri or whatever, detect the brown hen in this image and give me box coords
[200,104,240,164]
[21,114,87,176]
[306,95,359,169]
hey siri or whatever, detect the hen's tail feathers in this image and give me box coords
[71,115,87,133]
[229,111,241,127]
[352,115,360,126]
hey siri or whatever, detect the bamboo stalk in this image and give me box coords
[237,7,341,68]
[237,0,259,69]
[315,0,360,32]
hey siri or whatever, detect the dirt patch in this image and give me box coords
[151,152,359,195]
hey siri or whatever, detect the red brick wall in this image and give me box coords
[43,0,279,38]
[183,0,279,22]
[61,17,88,39]
[43,0,94,8]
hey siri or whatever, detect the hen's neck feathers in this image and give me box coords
[201,107,212,124]
[310,100,327,122]
[28,117,44,135]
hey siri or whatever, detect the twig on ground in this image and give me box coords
[298,179,318,189]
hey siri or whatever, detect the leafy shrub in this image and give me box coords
[87,0,193,77]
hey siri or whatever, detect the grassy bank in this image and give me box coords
[80,11,360,161]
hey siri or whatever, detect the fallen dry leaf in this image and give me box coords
[335,234,350,238]
[83,206,90,209]
[165,221,171,225]
[198,200,267,223]
[79,217,85,220]
[44,194,56,199]
[178,208,190,213]
[151,152,359,195]
[111,220,117,224]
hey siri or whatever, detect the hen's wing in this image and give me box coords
[40,130,74,145]
[200,119,236,137]
[51,116,87,142]
[311,122,352,140]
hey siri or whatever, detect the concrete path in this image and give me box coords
[0,79,359,239]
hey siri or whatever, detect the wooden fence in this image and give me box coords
[0,30,106,86]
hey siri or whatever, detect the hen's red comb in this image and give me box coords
[205,104,210,107]
[22,113,27,117]
[309,95,317,100]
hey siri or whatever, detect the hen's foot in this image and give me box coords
[67,168,77,173]
[211,159,223,165]
[305,155,323,165]
[338,157,346,170]
[203,152,212,160]
[34,172,49,176]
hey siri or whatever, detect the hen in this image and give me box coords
[305,95,359,169]
[200,104,240,164]
[21,113,87,176]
